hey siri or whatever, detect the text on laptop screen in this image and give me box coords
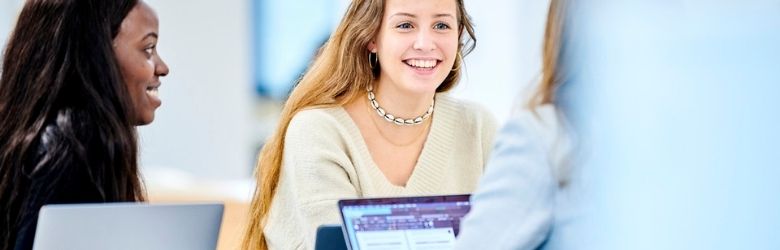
[339,196,470,250]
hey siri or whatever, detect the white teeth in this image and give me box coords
[146,87,159,98]
[406,59,437,68]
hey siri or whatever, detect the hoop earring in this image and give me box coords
[451,52,463,72]
[368,52,378,69]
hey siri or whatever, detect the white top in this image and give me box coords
[263,93,498,250]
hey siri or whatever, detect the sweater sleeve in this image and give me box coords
[280,109,361,250]
[453,110,557,250]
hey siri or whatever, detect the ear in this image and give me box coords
[367,41,377,53]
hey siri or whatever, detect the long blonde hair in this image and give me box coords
[242,0,476,249]
[529,0,576,187]
[530,0,566,108]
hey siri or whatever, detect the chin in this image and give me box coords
[135,114,155,126]
[409,78,446,92]
[400,84,435,95]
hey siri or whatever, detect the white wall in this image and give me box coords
[139,0,254,180]
[453,0,549,123]
[0,0,23,50]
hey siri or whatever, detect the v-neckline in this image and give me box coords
[336,95,447,191]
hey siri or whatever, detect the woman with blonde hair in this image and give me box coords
[242,0,497,249]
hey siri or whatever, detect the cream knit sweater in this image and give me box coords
[263,93,497,250]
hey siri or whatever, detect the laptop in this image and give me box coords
[337,194,471,250]
[33,202,224,250]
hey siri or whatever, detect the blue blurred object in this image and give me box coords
[315,225,347,250]
[565,1,780,249]
[251,0,339,98]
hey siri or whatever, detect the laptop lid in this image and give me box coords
[32,202,224,250]
[337,194,471,250]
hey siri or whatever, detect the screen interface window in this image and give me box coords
[342,201,471,250]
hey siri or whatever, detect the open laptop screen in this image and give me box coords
[338,195,470,250]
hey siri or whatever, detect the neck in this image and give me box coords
[371,81,436,118]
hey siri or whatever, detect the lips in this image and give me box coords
[404,59,439,68]
[145,83,161,106]
[404,59,440,69]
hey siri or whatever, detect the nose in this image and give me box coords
[155,53,169,77]
[413,29,436,51]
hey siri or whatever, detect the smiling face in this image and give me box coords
[113,1,169,125]
[369,0,459,95]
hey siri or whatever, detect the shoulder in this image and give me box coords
[507,104,560,144]
[287,106,348,135]
[500,104,571,176]
[26,110,81,176]
[483,105,562,185]
[284,106,358,150]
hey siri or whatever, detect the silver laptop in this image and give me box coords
[33,202,224,250]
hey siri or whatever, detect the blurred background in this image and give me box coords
[1,0,550,248]
[5,0,779,249]
[0,0,548,192]
[564,1,780,249]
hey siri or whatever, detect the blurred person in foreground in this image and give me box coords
[455,0,578,249]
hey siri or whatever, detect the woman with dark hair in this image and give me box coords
[0,0,169,249]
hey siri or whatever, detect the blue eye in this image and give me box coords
[396,22,413,30]
[434,22,451,30]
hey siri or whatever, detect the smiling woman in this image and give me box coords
[242,0,497,249]
[0,0,168,249]
[113,2,170,125]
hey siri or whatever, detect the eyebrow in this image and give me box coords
[389,12,456,19]
[433,13,456,19]
[142,32,159,40]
